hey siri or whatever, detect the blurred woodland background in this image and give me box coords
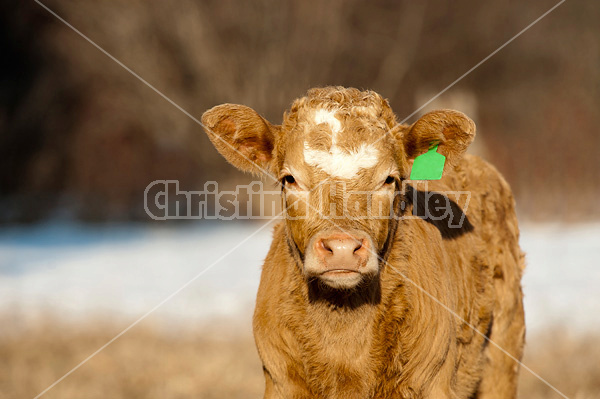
[1,0,599,223]
[1,1,600,399]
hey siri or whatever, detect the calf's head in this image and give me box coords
[202,87,475,290]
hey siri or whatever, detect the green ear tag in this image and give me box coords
[409,144,445,180]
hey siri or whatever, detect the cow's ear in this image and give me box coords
[201,104,279,175]
[402,110,475,168]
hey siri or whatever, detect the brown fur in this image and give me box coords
[202,87,525,398]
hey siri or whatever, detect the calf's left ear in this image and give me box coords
[201,104,279,175]
[402,110,475,169]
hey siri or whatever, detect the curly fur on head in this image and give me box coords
[284,86,399,132]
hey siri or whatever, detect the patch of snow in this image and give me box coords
[0,221,272,328]
[519,223,600,333]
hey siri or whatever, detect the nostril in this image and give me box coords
[319,239,333,254]
[353,239,363,253]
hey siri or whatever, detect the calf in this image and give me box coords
[202,87,525,399]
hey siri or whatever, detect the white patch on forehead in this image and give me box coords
[314,108,341,134]
[304,108,379,179]
[304,143,379,179]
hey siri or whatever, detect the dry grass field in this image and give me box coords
[1,317,598,399]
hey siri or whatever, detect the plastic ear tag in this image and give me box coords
[409,144,445,180]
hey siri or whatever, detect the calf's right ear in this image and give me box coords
[201,104,279,175]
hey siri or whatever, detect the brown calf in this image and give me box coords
[202,87,525,399]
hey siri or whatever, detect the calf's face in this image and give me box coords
[202,88,474,290]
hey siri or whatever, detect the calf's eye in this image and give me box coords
[384,176,395,185]
[283,175,296,185]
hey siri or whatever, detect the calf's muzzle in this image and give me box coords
[314,234,370,275]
